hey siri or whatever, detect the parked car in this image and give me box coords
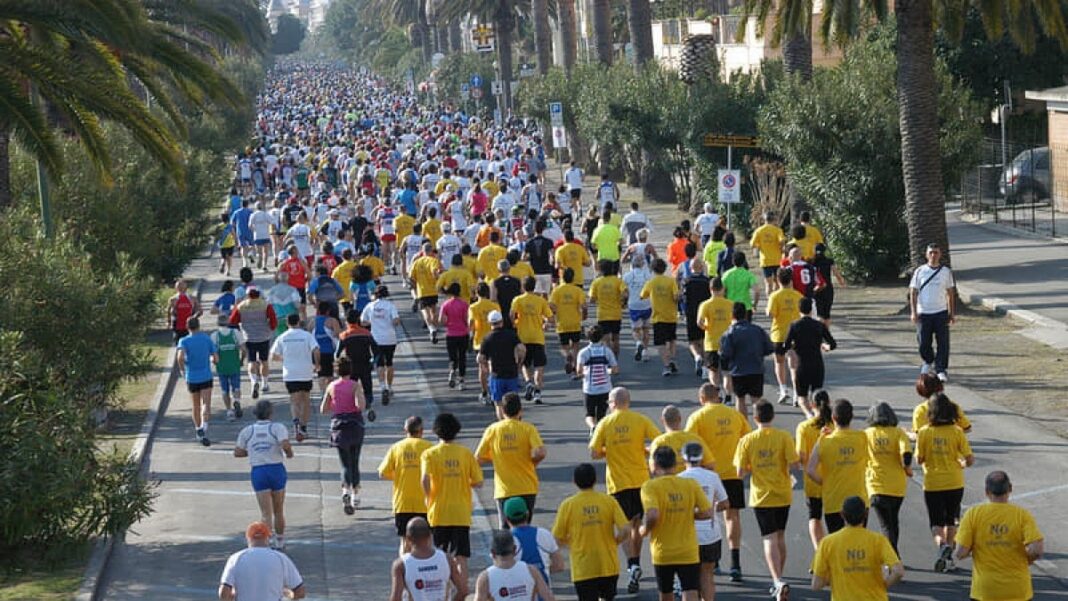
[1000,147,1050,204]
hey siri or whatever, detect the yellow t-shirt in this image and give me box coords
[423,218,443,245]
[685,403,751,481]
[912,400,971,433]
[511,292,552,344]
[552,489,629,581]
[394,213,415,243]
[816,429,871,513]
[589,275,625,322]
[511,261,535,282]
[796,418,828,498]
[864,426,910,497]
[410,255,441,298]
[957,502,1043,601]
[698,296,733,351]
[640,475,711,565]
[640,274,680,324]
[477,244,507,281]
[734,427,799,508]
[555,243,589,278]
[359,255,386,280]
[332,260,358,302]
[549,283,586,334]
[811,526,900,601]
[649,430,713,474]
[766,287,803,343]
[462,255,479,281]
[420,442,483,527]
[589,409,661,493]
[916,424,972,491]
[482,180,500,199]
[377,437,434,513]
[474,418,544,498]
[749,224,786,267]
[436,267,476,301]
[468,298,501,349]
[795,224,825,260]
[434,178,455,196]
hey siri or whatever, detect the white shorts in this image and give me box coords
[534,274,553,295]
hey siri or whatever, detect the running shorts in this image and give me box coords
[373,344,396,367]
[574,576,616,601]
[489,376,522,402]
[418,296,438,309]
[629,308,652,324]
[598,320,621,335]
[246,340,270,362]
[432,526,471,558]
[754,506,790,536]
[523,343,547,368]
[559,331,582,346]
[807,496,824,520]
[699,541,722,564]
[762,266,778,278]
[394,512,428,537]
[186,379,213,393]
[285,380,313,393]
[612,488,644,521]
[534,274,552,294]
[218,373,241,395]
[654,563,700,594]
[773,341,788,356]
[653,322,677,346]
[704,351,720,369]
[722,479,745,509]
[585,393,609,420]
[924,488,964,528]
[251,463,287,492]
[732,373,764,399]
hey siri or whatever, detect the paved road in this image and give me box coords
[101,243,1068,600]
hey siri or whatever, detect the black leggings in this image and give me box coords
[446,335,469,377]
[353,368,373,405]
[337,437,364,488]
[870,494,904,553]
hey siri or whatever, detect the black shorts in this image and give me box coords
[523,343,547,368]
[317,360,335,378]
[394,512,428,537]
[373,344,396,367]
[699,540,722,564]
[569,189,582,200]
[825,511,845,534]
[814,288,834,319]
[559,331,582,346]
[297,287,307,305]
[246,340,270,362]
[773,341,788,356]
[598,320,621,335]
[585,393,609,420]
[754,506,790,536]
[653,322,677,346]
[762,266,778,278]
[807,496,824,520]
[613,488,644,521]
[705,351,720,369]
[654,563,700,594]
[285,380,313,393]
[186,380,213,393]
[732,373,764,399]
[924,488,964,528]
[432,525,471,557]
[722,479,746,509]
[172,329,189,345]
[795,365,825,397]
[418,295,438,309]
[574,575,617,601]
[220,246,235,258]
[686,319,703,342]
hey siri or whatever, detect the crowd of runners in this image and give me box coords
[164,63,1046,601]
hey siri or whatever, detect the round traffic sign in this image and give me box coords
[470,75,483,88]
[722,173,737,188]
[471,88,483,99]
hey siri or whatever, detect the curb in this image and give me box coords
[957,282,1068,333]
[957,213,1068,246]
[74,278,206,601]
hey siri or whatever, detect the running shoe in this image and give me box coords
[778,391,791,405]
[268,535,279,549]
[694,357,703,376]
[448,370,457,388]
[669,361,678,374]
[342,493,354,515]
[937,371,948,383]
[533,389,542,404]
[920,362,932,375]
[634,344,643,362]
[934,543,952,573]
[626,565,642,594]
[411,300,418,313]
[944,557,957,572]
[294,420,306,442]
[479,391,490,405]
[366,409,376,422]
[430,330,438,344]
[199,432,211,447]
[524,381,535,401]
[724,395,735,407]
[252,382,260,399]
[457,378,464,391]
[299,423,309,439]
[226,409,236,422]
[729,567,743,582]
[381,388,391,406]
[673,576,682,600]
[261,382,271,393]
[771,581,789,600]
[662,367,672,377]
[233,400,243,418]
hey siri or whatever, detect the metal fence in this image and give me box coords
[959,136,1063,237]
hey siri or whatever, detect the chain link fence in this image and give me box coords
[959,136,1062,237]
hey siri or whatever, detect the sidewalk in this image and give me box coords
[949,209,1068,348]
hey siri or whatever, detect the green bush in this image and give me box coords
[758,22,981,280]
[435,52,497,114]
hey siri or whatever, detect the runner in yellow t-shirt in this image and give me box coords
[589,387,660,594]
[377,416,434,555]
[956,470,1044,601]
[409,245,442,343]
[812,496,904,601]
[648,405,714,474]
[588,261,626,357]
[555,230,592,282]
[436,254,476,301]
[734,400,800,599]
[548,267,587,374]
[864,402,912,556]
[697,277,734,389]
[806,399,872,535]
[332,251,358,307]
[795,391,832,551]
[640,258,681,377]
[916,392,974,573]
[511,277,553,403]
[766,268,803,404]
[749,212,785,296]
[477,235,508,281]
[474,393,546,528]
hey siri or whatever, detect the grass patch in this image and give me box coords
[98,330,174,456]
[0,543,90,601]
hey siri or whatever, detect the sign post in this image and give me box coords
[472,24,495,53]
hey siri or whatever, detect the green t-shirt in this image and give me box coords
[214,329,242,376]
[591,224,622,261]
[722,266,757,308]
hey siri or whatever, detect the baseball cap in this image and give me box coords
[503,497,530,522]
[246,521,271,540]
[488,310,503,324]
[703,202,713,211]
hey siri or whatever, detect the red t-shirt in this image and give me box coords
[280,257,308,289]
[173,293,194,331]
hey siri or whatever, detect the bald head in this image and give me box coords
[405,516,432,542]
[609,387,630,409]
[661,405,682,429]
[699,383,720,405]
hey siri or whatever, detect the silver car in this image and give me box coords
[1000,147,1050,204]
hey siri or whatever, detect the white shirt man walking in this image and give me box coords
[908,243,956,382]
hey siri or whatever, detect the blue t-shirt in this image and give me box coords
[230,207,253,236]
[399,189,418,216]
[178,333,216,384]
[214,292,236,317]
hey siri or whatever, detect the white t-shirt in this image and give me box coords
[270,328,318,382]
[623,268,653,311]
[694,213,719,237]
[287,223,314,257]
[402,549,452,601]
[437,234,462,268]
[235,421,289,467]
[220,546,302,601]
[492,192,516,217]
[678,466,728,545]
[486,562,536,601]
[576,343,617,395]
[249,210,272,240]
[361,299,399,345]
[565,167,583,191]
[909,264,955,314]
[463,223,482,249]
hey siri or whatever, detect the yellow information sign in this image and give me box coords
[703,134,760,148]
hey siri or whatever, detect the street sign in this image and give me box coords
[461,83,470,93]
[718,169,741,204]
[703,134,760,148]
[519,64,535,77]
[551,126,568,149]
[470,74,483,88]
[471,87,483,99]
[491,80,502,96]
[473,24,495,53]
[549,101,563,127]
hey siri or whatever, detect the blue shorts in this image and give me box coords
[629,308,652,323]
[488,376,521,403]
[239,232,254,247]
[254,238,270,246]
[218,372,241,395]
[251,463,287,492]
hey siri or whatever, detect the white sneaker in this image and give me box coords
[920,363,932,375]
[937,371,948,383]
[226,409,236,422]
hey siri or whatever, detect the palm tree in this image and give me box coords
[556,0,578,73]
[533,0,552,74]
[592,0,614,64]
[438,0,528,115]
[0,0,267,210]
[737,0,814,80]
[627,0,654,64]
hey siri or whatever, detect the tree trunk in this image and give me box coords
[557,0,578,73]
[592,0,614,65]
[434,26,447,55]
[533,0,552,74]
[782,31,813,224]
[896,0,949,267]
[627,0,654,65]
[448,20,462,53]
[496,8,517,117]
[0,128,10,210]
[419,22,433,62]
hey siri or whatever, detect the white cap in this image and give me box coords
[488,310,503,323]
[703,202,713,211]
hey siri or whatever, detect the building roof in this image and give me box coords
[1025,86,1068,104]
